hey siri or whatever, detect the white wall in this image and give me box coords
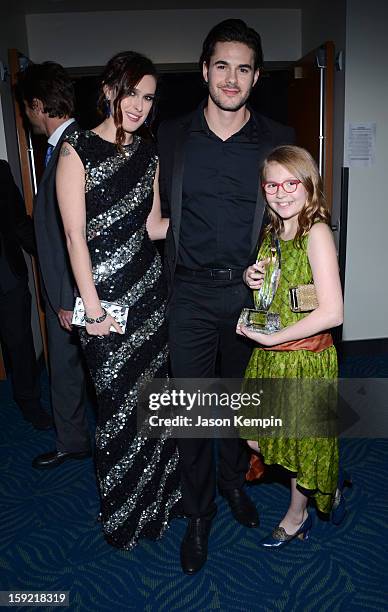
[301,0,346,55]
[342,0,388,340]
[26,8,301,66]
[298,0,388,342]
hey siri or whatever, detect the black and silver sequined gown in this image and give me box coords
[66,129,181,549]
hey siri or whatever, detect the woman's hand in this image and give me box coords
[85,312,124,336]
[236,323,280,347]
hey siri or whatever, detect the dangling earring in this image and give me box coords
[104,97,111,118]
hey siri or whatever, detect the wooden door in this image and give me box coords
[0,348,6,380]
[287,42,334,211]
[8,48,48,364]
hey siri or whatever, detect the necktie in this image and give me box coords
[44,144,54,167]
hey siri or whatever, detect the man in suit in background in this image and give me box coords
[17,62,91,469]
[0,159,52,430]
[158,19,295,574]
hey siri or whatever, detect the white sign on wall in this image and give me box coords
[345,122,376,168]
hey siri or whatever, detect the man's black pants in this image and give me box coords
[0,282,41,415]
[168,277,253,518]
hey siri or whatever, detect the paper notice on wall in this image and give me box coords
[346,122,376,167]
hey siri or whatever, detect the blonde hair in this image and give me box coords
[261,145,330,246]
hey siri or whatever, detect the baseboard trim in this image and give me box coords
[338,338,388,358]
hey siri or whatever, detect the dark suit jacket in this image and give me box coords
[34,121,78,314]
[157,105,295,290]
[0,160,36,290]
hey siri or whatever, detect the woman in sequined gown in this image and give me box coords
[56,52,181,549]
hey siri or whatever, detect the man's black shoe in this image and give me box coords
[32,449,92,470]
[180,510,216,575]
[220,488,259,528]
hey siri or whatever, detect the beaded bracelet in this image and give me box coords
[84,308,107,324]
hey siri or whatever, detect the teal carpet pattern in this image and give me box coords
[1,353,388,611]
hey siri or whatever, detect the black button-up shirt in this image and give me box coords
[178,104,262,270]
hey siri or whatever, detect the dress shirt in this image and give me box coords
[178,104,262,270]
[47,118,75,149]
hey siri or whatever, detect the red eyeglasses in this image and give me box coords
[262,179,302,195]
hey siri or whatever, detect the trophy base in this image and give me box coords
[238,308,281,334]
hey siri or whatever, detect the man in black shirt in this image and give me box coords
[158,19,294,574]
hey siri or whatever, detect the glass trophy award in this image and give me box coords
[239,238,281,334]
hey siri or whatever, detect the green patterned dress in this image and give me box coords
[242,232,338,513]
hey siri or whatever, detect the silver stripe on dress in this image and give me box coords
[78,257,162,348]
[100,370,169,496]
[103,448,180,535]
[122,487,182,550]
[118,254,162,308]
[84,135,141,193]
[103,439,164,530]
[94,304,166,393]
[101,407,170,496]
[87,156,157,241]
[92,228,145,285]
[96,344,168,450]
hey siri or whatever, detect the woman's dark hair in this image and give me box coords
[17,61,75,118]
[199,19,263,71]
[98,51,158,148]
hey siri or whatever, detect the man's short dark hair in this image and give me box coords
[200,19,263,71]
[17,61,75,118]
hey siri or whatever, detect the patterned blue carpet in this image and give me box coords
[1,353,388,611]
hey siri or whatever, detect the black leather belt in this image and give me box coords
[175,265,244,281]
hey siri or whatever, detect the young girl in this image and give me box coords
[237,145,344,547]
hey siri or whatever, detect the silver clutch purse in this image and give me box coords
[289,284,318,312]
[72,297,129,333]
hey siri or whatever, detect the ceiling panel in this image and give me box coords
[10,0,306,15]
